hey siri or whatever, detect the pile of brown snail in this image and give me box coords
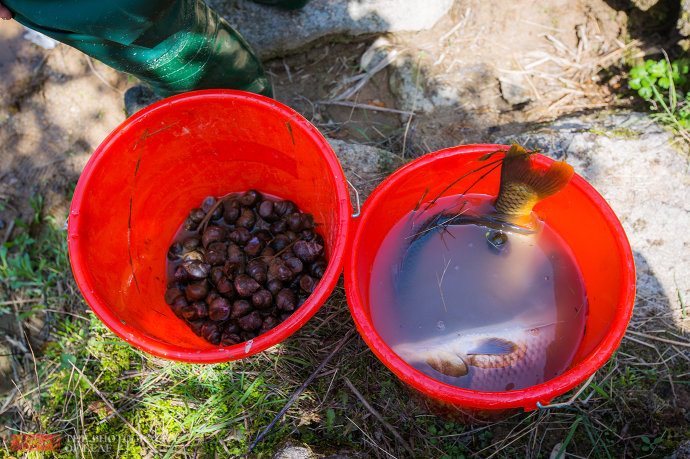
[164,190,326,346]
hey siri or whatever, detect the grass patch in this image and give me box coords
[0,201,689,458]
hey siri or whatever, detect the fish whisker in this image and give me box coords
[435,255,453,314]
[421,156,505,214]
[407,187,430,229]
[405,205,470,241]
[435,271,448,314]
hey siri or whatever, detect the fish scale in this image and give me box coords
[394,320,557,391]
[465,325,554,391]
[468,340,526,369]
[494,183,539,217]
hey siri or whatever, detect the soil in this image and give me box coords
[0,20,129,229]
[0,0,686,453]
[0,0,651,377]
[0,0,647,231]
[270,0,629,155]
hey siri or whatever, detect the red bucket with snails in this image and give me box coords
[344,144,636,423]
[68,90,351,363]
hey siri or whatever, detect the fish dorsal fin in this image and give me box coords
[425,351,468,378]
[495,144,574,219]
[467,337,517,356]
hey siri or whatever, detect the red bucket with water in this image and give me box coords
[345,144,636,422]
[68,90,351,363]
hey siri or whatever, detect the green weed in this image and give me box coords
[627,56,690,141]
[0,194,68,295]
[639,433,664,455]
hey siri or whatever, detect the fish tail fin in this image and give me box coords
[532,161,575,201]
[495,144,574,222]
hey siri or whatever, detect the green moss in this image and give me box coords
[588,126,639,139]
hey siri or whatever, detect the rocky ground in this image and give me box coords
[1,0,689,457]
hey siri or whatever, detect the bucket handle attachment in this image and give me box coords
[536,373,596,410]
[347,180,361,218]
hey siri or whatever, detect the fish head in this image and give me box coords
[425,351,469,377]
[393,342,469,378]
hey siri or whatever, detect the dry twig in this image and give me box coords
[245,328,356,455]
[343,377,415,456]
[86,57,123,94]
[315,100,415,116]
[626,329,690,348]
[330,48,402,102]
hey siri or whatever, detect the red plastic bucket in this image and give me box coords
[345,144,636,422]
[68,90,351,363]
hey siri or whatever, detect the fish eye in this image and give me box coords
[486,230,509,253]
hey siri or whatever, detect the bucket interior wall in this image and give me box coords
[73,95,345,348]
[354,148,629,369]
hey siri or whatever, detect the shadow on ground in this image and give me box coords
[604,0,684,53]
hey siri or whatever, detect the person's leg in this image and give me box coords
[3,0,272,98]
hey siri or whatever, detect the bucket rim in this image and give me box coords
[345,144,636,410]
[68,89,352,363]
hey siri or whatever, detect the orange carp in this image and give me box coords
[391,144,578,389]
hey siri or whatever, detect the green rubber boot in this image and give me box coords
[4,0,273,98]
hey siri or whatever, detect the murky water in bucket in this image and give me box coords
[369,194,588,391]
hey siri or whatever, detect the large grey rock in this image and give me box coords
[272,444,316,459]
[389,60,497,115]
[271,443,359,459]
[497,112,689,328]
[207,0,454,59]
[327,138,400,202]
